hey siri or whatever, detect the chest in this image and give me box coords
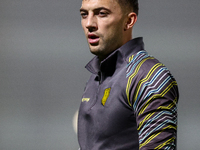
[79,69,136,135]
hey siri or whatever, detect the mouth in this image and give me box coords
[88,34,100,44]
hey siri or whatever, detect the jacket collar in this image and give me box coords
[85,37,144,75]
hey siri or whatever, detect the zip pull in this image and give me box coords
[98,71,102,84]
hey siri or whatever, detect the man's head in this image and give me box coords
[80,0,138,61]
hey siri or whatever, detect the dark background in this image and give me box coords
[0,0,199,149]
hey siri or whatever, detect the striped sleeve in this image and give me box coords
[126,51,179,150]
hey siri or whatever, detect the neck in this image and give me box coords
[122,30,132,45]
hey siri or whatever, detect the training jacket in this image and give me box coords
[78,37,179,150]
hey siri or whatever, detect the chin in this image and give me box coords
[90,50,99,56]
[89,47,100,55]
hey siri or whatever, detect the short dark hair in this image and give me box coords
[117,0,139,15]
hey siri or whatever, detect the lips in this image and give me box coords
[88,33,100,44]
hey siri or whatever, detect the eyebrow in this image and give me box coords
[80,7,111,13]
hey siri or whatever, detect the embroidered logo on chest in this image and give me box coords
[102,88,111,106]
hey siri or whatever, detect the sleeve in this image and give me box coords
[129,62,179,150]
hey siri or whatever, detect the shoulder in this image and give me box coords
[126,50,167,79]
[125,50,178,107]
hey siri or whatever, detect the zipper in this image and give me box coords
[90,71,102,109]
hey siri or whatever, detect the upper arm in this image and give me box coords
[134,64,179,149]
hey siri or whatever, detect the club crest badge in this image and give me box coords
[102,88,111,106]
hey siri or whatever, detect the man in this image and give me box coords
[78,0,179,149]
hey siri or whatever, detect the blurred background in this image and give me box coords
[0,0,199,149]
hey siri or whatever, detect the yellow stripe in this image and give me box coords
[140,131,160,148]
[138,81,177,116]
[155,137,175,149]
[126,57,154,106]
[134,63,164,104]
[129,55,134,62]
[138,97,178,131]
[139,125,177,149]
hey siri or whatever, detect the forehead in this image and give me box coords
[81,0,120,11]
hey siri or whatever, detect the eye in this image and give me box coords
[80,12,88,19]
[98,11,108,17]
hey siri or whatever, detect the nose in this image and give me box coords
[85,15,97,32]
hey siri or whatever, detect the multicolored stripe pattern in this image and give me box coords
[126,51,178,149]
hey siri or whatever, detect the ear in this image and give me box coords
[124,12,137,31]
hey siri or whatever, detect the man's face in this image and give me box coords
[80,0,127,61]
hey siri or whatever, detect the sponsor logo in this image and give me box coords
[82,98,90,102]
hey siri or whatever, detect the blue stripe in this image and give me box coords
[126,51,149,77]
[139,119,176,143]
[138,107,177,135]
[133,67,169,110]
[165,144,175,150]
[127,50,147,67]
[143,76,172,100]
